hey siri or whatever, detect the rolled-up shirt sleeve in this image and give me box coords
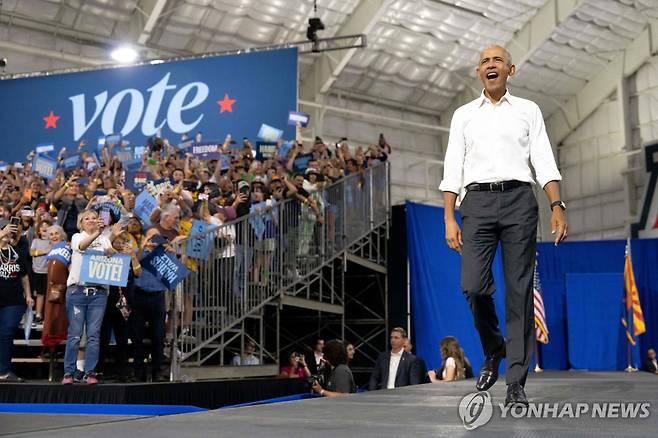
[439,108,466,194]
[529,103,562,188]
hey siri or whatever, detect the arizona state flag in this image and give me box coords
[621,241,646,345]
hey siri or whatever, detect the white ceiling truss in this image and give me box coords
[1,0,658,141]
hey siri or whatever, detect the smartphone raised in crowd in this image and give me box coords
[99,209,111,226]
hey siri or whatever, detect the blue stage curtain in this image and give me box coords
[407,201,658,373]
[565,273,636,370]
[406,201,507,375]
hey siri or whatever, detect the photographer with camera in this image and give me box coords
[280,351,311,379]
[311,339,356,397]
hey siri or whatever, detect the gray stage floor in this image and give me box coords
[1,371,657,437]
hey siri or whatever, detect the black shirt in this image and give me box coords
[0,244,28,307]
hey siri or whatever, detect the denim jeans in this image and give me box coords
[63,285,108,375]
[0,304,26,374]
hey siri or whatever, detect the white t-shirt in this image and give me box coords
[231,355,260,366]
[67,231,112,286]
[442,357,456,380]
[207,216,235,258]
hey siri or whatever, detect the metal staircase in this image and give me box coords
[171,162,390,380]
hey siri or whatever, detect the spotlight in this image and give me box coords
[111,46,138,64]
[306,17,325,43]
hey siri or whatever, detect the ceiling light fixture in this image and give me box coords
[111,46,139,63]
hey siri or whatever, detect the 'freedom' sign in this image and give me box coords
[189,142,222,160]
[80,251,130,287]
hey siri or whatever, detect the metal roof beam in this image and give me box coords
[130,0,168,45]
[299,0,394,101]
[546,19,658,145]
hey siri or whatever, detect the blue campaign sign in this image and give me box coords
[140,245,190,290]
[186,219,215,261]
[293,153,313,172]
[257,123,283,142]
[0,49,297,163]
[36,143,55,154]
[105,133,122,146]
[80,250,130,287]
[255,142,277,160]
[278,141,293,159]
[288,111,310,127]
[134,190,158,227]
[32,155,58,179]
[189,141,222,160]
[62,154,81,169]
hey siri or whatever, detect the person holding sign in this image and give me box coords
[62,210,122,385]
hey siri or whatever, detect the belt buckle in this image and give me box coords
[83,287,95,295]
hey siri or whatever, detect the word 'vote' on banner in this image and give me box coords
[80,251,130,287]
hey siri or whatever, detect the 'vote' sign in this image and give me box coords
[80,251,130,287]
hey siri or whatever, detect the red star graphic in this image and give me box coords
[43,111,60,129]
[217,94,236,113]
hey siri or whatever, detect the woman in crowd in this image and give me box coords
[30,219,52,324]
[280,351,311,379]
[428,336,468,383]
[62,210,119,385]
[346,342,355,365]
[41,225,70,352]
[312,339,356,397]
[0,220,34,382]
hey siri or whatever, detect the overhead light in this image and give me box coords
[111,46,139,63]
[150,59,165,65]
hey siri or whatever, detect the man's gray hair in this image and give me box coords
[161,203,180,218]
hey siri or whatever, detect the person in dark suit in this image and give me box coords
[643,348,658,374]
[369,327,421,390]
[404,338,429,384]
[305,338,325,377]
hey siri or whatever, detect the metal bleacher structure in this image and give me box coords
[170,161,391,381]
[13,162,390,383]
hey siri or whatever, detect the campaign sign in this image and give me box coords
[190,142,222,160]
[134,190,158,227]
[146,177,173,198]
[186,220,215,261]
[46,242,72,267]
[0,161,7,172]
[32,155,58,179]
[255,141,277,161]
[0,49,297,163]
[278,141,293,159]
[288,111,310,128]
[257,124,283,142]
[126,170,149,191]
[133,146,146,160]
[105,133,122,146]
[293,153,313,172]
[140,245,190,290]
[115,148,133,162]
[80,250,130,287]
[36,143,55,154]
[62,154,81,169]
[124,158,142,172]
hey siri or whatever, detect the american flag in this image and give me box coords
[533,262,549,344]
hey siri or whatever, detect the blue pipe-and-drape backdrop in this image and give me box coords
[406,201,658,375]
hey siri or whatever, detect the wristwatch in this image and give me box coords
[550,200,566,211]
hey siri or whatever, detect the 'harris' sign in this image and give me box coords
[0,49,297,162]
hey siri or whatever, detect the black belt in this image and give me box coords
[465,180,530,192]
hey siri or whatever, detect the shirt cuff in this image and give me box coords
[438,180,461,194]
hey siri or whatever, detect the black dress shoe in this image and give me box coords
[476,344,506,391]
[505,382,528,406]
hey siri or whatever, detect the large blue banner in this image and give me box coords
[0,49,298,162]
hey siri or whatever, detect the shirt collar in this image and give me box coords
[391,348,403,357]
[479,89,513,107]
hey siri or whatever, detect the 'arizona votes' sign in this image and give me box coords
[80,251,131,287]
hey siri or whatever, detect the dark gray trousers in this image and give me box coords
[459,184,537,386]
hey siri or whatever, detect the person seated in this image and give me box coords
[312,339,356,397]
[643,348,658,374]
[428,336,469,383]
[280,351,311,379]
[231,339,260,366]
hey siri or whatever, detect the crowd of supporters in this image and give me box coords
[0,129,391,384]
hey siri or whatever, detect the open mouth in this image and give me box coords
[486,71,499,80]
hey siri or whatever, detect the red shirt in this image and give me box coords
[280,366,305,379]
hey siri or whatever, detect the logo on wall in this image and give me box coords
[631,142,658,238]
[0,48,297,163]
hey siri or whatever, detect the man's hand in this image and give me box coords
[551,208,568,245]
[311,381,323,394]
[445,218,462,254]
[25,295,34,309]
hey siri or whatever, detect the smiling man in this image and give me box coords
[439,45,568,406]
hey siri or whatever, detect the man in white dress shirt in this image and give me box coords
[369,327,420,390]
[440,45,568,406]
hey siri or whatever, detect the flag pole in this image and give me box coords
[534,340,543,373]
[624,237,637,373]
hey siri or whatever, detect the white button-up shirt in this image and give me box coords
[439,90,561,194]
[386,349,403,389]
